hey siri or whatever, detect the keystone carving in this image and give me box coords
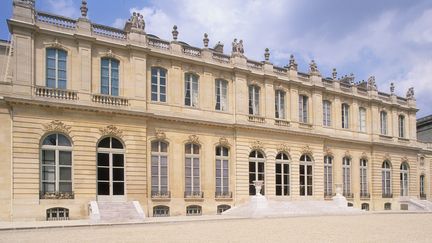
[99,125,123,138]
[43,120,71,135]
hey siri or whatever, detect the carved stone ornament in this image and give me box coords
[251,140,264,151]
[45,39,66,50]
[419,156,425,167]
[344,150,352,159]
[383,153,391,161]
[231,38,245,56]
[309,60,320,76]
[288,54,298,71]
[43,120,71,135]
[188,135,200,144]
[324,147,333,157]
[277,144,290,154]
[401,156,408,163]
[218,137,230,147]
[99,125,123,138]
[102,49,116,59]
[360,152,368,160]
[301,145,313,155]
[155,129,166,141]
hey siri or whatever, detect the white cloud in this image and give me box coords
[112,18,126,29]
[46,0,79,18]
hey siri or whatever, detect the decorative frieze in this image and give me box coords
[276,144,290,154]
[43,120,71,135]
[301,145,313,156]
[360,152,369,160]
[218,137,230,147]
[188,135,200,144]
[99,125,123,138]
[324,147,334,157]
[250,140,264,151]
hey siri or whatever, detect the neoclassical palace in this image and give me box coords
[0,0,431,221]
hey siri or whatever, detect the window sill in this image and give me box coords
[398,137,409,142]
[379,134,393,139]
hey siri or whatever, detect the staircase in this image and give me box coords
[89,201,145,222]
[399,197,432,212]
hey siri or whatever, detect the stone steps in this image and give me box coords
[97,202,145,222]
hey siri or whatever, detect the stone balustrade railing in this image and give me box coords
[247,60,263,70]
[273,66,287,75]
[182,46,202,57]
[92,24,127,40]
[35,86,78,100]
[36,11,77,29]
[248,115,265,123]
[147,37,170,51]
[274,119,290,127]
[92,94,129,106]
[212,53,230,64]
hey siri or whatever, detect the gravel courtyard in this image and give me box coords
[1,213,431,243]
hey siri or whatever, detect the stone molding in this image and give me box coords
[99,125,123,138]
[43,39,69,51]
[154,129,166,141]
[43,120,71,135]
[276,144,290,154]
[323,147,334,157]
[217,137,230,147]
[250,140,264,151]
[360,152,368,160]
[301,145,313,156]
[187,135,200,144]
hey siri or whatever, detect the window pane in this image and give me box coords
[59,151,71,165]
[113,182,124,195]
[42,166,55,181]
[42,150,55,165]
[97,153,109,166]
[59,182,72,192]
[97,167,109,181]
[113,168,124,181]
[111,138,123,149]
[59,167,71,180]
[98,138,110,148]
[113,154,124,167]
[98,182,109,195]
[43,134,57,146]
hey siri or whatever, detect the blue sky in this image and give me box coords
[1,0,432,117]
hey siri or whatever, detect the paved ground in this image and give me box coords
[1,213,431,243]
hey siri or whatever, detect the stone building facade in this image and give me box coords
[0,0,431,221]
[417,115,432,143]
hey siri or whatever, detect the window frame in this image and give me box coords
[249,150,265,195]
[184,73,199,107]
[400,162,409,196]
[342,157,351,196]
[324,156,333,196]
[151,140,169,194]
[248,85,260,115]
[185,143,201,195]
[215,146,229,196]
[275,152,290,196]
[299,154,313,196]
[299,95,309,123]
[275,89,286,119]
[101,57,120,96]
[186,205,202,216]
[398,115,405,138]
[151,67,167,102]
[46,48,67,89]
[153,205,170,217]
[322,100,332,127]
[215,79,228,111]
[380,111,388,135]
[341,103,350,129]
[359,107,367,132]
[382,161,392,196]
[360,159,368,197]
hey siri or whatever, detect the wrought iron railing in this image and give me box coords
[184,191,204,198]
[382,193,393,198]
[151,190,171,199]
[215,191,232,199]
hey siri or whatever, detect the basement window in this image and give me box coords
[46,207,69,221]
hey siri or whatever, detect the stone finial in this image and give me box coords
[332,68,337,80]
[390,82,395,94]
[203,33,209,48]
[406,87,415,100]
[309,60,320,76]
[367,76,377,91]
[264,48,270,62]
[172,25,178,41]
[80,0,88,18]
[288,54,298,71]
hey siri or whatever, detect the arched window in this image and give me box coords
[341,103,349,129]
[324,156,333,197]
[398,115,405,138]
[151,141,169,197]
[185,73,199,107]
[186,205,202,216]
[46,48,67,89]
[217,204,231,214]
[275,152,290,196]
[342,157,351,197]
[359,107,366,132]
[249,150,265,195]
[101,58,119,96]
[384,202,391,210]
[275,90,285,119]
[360,159,368,198]
[215,79,228,111]
[215,146,229,197]
[151,67,167,102]
[249,85,260,115]
[299,154,313,196]
[97,137,125,197]
[400,162,409,196]
[299,95,308,123]
[185,143,201,197]
[46,207,69,221]
[153,205,169,217]
[322,100,331,127]
[40,133,72,198]
[382,161,392,198]
[420,174,426,199]
[361,203,369,211]
[380,111,388,135]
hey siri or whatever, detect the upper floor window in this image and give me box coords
[101,58,119,96]
[359,107,367,132]
[275,90,285,119]
[398,115,405,138]
[46,48,67,89]
[380,111,388,135]
[341,103,349,129]
[299,95,308,123]
[323,100,331,127]
[185,73,199,107]
[249,85,260,115]
[41,133,72,196]
[215,79,228,111]
[151,67,167,102]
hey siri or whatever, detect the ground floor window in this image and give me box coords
[384,203,391,210]
[46,207,69,221]
[186,205,202,216]
[361,203,369,211]
[347,202,353,207]
[275,161,289,196]
[153,205,169,217]
[217,204,231,214]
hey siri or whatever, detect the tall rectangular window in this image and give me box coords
[323,100,331,127]
[342,103,349,129]
[101,58,119,96]
[324,156,333,196]
[185,73,199,107]
[380,111,388,135]
[215,79,228,111]
[275,90,286,119]
[249,85,260,115]
[398,115,405,138]
[46,48,67,89]
[360,159,368,197]
[359,107,366,132]
[215,146,229,196]
[299,155,313,196]
[342,157,351,196]
[151,141,168,195]
[275,153,290,196]
[151,68,167,102]
[299,95,308,123]
[185,144,200,195]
